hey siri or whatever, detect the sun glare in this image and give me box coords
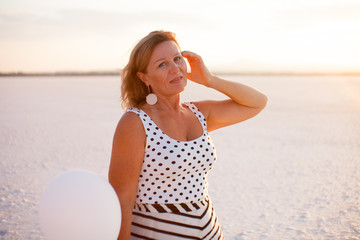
[0,0,359,74]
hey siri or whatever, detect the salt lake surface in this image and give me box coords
[0,75,359,239]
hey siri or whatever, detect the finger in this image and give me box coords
[181,51,192,57]
[181,51,198,61]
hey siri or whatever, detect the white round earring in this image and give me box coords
[146,85,157,105]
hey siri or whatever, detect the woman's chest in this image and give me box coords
[143,133,217,177]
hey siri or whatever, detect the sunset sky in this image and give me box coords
[1,0,359,73]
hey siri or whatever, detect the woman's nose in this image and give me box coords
[169,61,180,73]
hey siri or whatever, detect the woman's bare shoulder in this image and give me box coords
[191,100,216,118]
[114,111,145,143]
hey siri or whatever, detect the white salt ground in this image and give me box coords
[0,75,359,240]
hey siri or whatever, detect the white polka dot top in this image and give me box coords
[127,102,217,204]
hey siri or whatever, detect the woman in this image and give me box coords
[109,30,268,240]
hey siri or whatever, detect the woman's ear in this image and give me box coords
[137,72,148,86]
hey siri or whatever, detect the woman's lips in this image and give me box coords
[170,76,183,83]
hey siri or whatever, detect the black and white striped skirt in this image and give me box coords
[131,198,223,239]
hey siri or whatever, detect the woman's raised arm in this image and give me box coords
[182,51,268,132]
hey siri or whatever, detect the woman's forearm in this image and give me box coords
[207,76,268,108]
[117,200,135,240]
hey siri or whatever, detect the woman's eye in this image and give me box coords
[158,62,166,68]
[174,56,182,61]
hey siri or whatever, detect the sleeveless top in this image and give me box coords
[127,102,217,204]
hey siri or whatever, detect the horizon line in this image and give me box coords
[1,70,360,77]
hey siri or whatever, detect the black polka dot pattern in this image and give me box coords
[128,102,217,204]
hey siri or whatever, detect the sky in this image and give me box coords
[0,0,359,74]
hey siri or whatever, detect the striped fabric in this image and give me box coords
[131,198,223,239]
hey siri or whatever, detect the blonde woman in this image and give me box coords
[109,30,268,239]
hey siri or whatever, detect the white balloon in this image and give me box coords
[39,170,121,240]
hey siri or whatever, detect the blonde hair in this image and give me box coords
[121,30,180,109]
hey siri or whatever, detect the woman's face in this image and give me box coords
[139,40,187,98]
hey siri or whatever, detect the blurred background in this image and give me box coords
[1,1,360,239]
[1,0,359,74]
